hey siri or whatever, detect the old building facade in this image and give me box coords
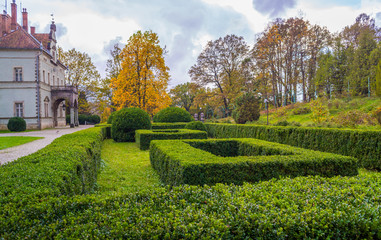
[0,1,78,129]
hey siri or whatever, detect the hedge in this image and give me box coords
[151,122,188,129]
[136,129,208,150]
[150,138,358,186]
[206,123,381,170]
[153,107,192,123]
[0,127,106,208]
[95,123,111,138]
[2,172,381,239]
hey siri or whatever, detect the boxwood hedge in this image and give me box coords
[2,171,381,239]
[206,123,381,170]
[150,138,358,186]
[135,129,208,150]
[151,122,188,129]
[0,127,106,208]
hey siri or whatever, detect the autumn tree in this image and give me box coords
[189,34,249,117]
[58,47,101,114]
[111,30,171,115]
[169,82,201,112]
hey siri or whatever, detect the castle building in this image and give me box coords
[0,1,78,129]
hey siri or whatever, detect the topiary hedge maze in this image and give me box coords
[205,123,381,170]
[151,122,188,129]
[136,129,208,150]
[150,138,358,186]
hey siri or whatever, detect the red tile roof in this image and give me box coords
[0,27,41,49]
[32,33,50,50]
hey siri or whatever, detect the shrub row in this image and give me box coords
[2,171,381,239]
[153,107,192,123]
[151,122,188,129]
[65,114,101,125]
[206,123,381,170]
[0,127,106,208]
[94,123,111,138]
[150,138,358,186]
[136,129,208,150]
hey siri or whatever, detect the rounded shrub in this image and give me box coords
[111,107,151,142]
[7,117,26,132]
[185,121,207,132]
[153,107,192,123]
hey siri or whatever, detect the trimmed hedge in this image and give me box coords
[94,123,111,138]
[185,121,207,132]
[0,127,106,209]
[150,138,358,186]
[151,122,188,129]
[111,107,151,142]
[136,129,208,150]
[153,107,192,123]
[7,117,26,132]
[206,123,381,170]
[3,172,381,239]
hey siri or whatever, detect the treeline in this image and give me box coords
[171,13,381,117]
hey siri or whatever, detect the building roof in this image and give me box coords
[32,33,50,50]
[0,27,41,49]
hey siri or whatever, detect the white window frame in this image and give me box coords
[14,102,24,117]
[14,67,23,82]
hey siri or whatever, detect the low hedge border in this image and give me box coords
[150,138,358,186]
[2,172,381,239]
[0,127,106,207]
[151,122,188,129]
[136,129,207,150]
[95,123,111,138]
[206,123,381,170]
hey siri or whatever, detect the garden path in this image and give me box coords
[0,125,93,165]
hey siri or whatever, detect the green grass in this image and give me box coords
[97,139,162,195]
[0,129,41,134]
[0,136,43,150]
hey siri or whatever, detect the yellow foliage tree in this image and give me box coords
[111,30,171,115]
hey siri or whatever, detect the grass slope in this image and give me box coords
[0,136,43,150]
[97,139,161,195]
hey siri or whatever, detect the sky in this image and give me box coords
[5,0,381,88]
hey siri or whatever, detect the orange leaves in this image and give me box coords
[111,30,171,115]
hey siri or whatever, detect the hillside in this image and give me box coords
[254,97,381,129]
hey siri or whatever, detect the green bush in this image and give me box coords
[232,92,260,124]
[153,107,192,123]
[136,129,207,150]
[205,123,381,170]
[111,107,151,142]
[151,122,188,129]
[94,124,112,138]
[274,120,301,127]
[7,117,26,132]
[0,127,105,205]
[78,114,101,125]
[150,138,358,186]
[2,171,381,239]
[184,121,207,132]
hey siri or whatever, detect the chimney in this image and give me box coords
[11,0,16,31]
[22,8,28,32]
[30,26,35,35]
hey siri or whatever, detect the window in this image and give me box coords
[53,76,55,86]
[57,78,60,86]
[44,102,49,117]
[48,73,50,85]
[43,70,45,83]
[14,67,23,82]
[15,103,23,117]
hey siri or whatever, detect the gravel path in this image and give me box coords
[0,125,93,165]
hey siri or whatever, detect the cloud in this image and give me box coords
[252,0,296,17]
[103,36,124,55]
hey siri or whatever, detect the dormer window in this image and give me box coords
[14,67,23,81]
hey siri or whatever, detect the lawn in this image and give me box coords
[0,136,43,150]
[97,139,162,195]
